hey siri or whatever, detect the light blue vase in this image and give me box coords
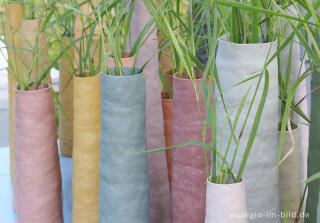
[99,67,150,223]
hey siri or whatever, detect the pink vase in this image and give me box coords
[171,71,212,223]
[15,84,63,223]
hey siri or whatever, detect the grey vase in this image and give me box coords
[99,67,150,223]
[216,37,280,223]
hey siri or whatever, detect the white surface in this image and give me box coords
[205,180,248,223]
[0,147,73,223]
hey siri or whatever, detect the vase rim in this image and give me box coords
[108,52,135,60]
[101,66,144,78]
[22,18,40,23]
[161,92,172,100]
[117,51,133,59]
[207,177,245,186]
[219,35,277,46]
[278,125,299,133]
[173,70,204,81]
[74,72,99,79]
[15,83,51,93]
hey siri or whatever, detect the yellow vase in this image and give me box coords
[72,74,100,223]
[58,38,75,157]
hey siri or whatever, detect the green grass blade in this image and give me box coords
[209,0,320,28]
[236,68,269,181]
[129,141,214,154]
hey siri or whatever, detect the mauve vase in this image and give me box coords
[15,85,63,223]
[107,51,135,67]
[171,71,212,223]
[161,92,173,188]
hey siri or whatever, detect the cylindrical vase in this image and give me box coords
[58,37,74,157]
[72,74,101,223]
[99,67,150,223]
[205,179,248,223]
[15,85,63,223]
[216,37,280,223]
[279,127,302,223]
[161,92,173,188]
[171,71,212,223]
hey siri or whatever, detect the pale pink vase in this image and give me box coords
[131,1,171,222]
[172,72,212,223]
[15,85,63,223]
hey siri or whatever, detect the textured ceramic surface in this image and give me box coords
[72,74,101,223]
[161,92,173,188]
[171,72,212,223]
[99,67,149,223]
[205,179,248,223]
[15,85,63,223]
[279,128,302,223]
[107,51,135,68]
[131,1,171,222]
[58,38,74,157]
[216,37,280,223]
